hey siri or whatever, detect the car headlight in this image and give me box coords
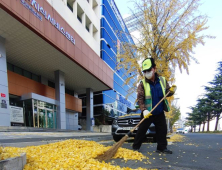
[112,119,118,125]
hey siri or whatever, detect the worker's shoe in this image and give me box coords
[156,149,172,154]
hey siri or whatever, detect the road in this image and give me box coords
[104,133,222,170]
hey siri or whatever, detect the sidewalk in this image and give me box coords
[0,126,113,147]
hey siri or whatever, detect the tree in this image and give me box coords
[204,61,222,130]
[184,118,194,132]
[186,96,214,132]
[117,0,214,96]
[195,98,210,131]
[169,104,181,130]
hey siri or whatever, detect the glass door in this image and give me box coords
[39,108,46,128]
[46,109,54,128]
[33,99,38,128]
[32,99,56,129]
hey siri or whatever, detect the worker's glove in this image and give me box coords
[143,110,152,119]
[169,85,177,93]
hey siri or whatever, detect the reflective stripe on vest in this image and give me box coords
[142,76,170,112]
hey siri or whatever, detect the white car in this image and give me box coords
[176,128,188,134]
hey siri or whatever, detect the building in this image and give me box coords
[78,0,137,125]
[0,0,113,131]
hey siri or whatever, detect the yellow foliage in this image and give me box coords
[1,140,148,170]
[116,0,214,107]
[167,134,185,142]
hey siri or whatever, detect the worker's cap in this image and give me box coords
[142,58,156,72]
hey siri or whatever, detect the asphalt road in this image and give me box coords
[103,133,222,170]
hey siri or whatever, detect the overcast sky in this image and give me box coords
[115,0,222,119]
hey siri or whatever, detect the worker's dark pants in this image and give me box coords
[132,112,168,150]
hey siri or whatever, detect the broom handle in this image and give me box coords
[129,91,171,133]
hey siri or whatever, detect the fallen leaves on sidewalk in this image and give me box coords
[0,139,147,170]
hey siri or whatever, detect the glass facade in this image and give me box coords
[101,0,137,118]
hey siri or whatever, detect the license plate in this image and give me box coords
[122,127,138,130]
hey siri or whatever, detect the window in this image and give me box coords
[77,15,82,23]
[48,81,55,88]
[32,74,39,82]
[65,88,74,96]
[77,3,84,23]
[86,26,89,32]
[14,66,23,75]
[85,15,91,33]
[67,1,73,12]
[92,0,98,15]
[7,63,40,83]
[7,63,13,71]
[24,70,32,79]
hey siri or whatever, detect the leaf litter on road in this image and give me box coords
[0,139,149,170]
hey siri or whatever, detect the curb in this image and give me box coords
[0,153,26,170]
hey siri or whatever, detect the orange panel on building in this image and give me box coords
[7,71,81,112]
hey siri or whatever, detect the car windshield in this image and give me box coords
[177,128,184,130]
[127,108,141,114]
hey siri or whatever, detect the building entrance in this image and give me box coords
[33,99,57,128]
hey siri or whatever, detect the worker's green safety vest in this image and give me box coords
[142,76,170,112]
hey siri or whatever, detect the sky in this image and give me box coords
[115,0,222,119]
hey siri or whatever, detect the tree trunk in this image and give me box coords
[207,113,210,131]
[199,125,201,132]
[190,126,192,132]
[215,114,219,131]
[202,122,205,132]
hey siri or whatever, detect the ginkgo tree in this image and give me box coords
[116,0,214,97]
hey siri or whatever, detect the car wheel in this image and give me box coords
[113,135,123,142]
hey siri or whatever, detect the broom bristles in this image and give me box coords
[96,135,129,161]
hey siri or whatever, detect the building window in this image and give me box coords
[86,26,89,32]
[77,15,82,23]
[7,63,13,71]
[24,70,32,79]
[67,1,73,12]
[7,62,40,83]
[92,0,98,15]
[85,15,91,33]
[65,88,74,96]
[14,66,23,75]
[77,3,84,23]
[48,81,55,88]
[32,74,39,82]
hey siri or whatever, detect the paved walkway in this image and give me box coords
[0,131,112,147]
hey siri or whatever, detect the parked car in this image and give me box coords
[176,128,188,134]
[111,109,156,142]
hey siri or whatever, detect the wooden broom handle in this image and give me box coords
[129,91,171,133]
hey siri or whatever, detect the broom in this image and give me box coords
[96,91,171,161]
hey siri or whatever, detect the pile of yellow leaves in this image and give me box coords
[167,134,185,142]
[0,140,147,170]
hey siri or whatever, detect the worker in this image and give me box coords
[132,58,177,154]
